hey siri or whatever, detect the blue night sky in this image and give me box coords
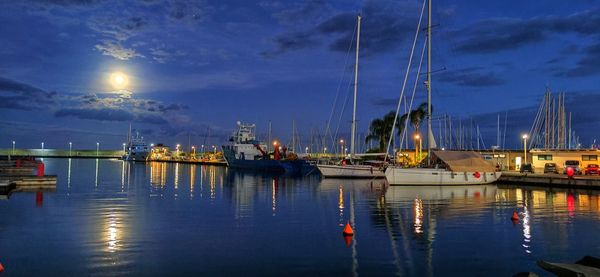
[0,0,599,151]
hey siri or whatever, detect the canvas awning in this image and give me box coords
[431,150,496,172]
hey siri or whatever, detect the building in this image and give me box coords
[530,149,600,172]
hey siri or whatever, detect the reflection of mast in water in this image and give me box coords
[272,177,278,216]
[522,191,532,254]
[95,158,99,188]
[349,186,358,277]
[339,185,344,226]
[190,165,196,199]
[199,165,204,198]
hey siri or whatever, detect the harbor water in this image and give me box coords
[0,158,599,276]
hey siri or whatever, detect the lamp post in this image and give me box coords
[69,142,72,156]
[201,144,205,153]
[96,142,100,157]
[323,147,327,154]
[122,143,126,154]
[12,141,15,155]
[522,134,528,164]
[339,139,344,157]
[212,145,216,154]
[41,142,44,156]
[414,134,421,162]
[305,146,309,154]
[192,146,196,159]
[176,144,180,157]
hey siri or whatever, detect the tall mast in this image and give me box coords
[350,15,361,158]
[426,0,432,165]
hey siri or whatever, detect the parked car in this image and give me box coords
[520,163,534,173]
[543,163,558,174]
[585,164,599,175]
[563,160,582,175]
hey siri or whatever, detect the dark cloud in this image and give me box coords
[264,0,420,57]
[0,76,56,110]
[261,31,320,57]
[55,108,134,122]
[437,67,506,87]
[454,9,600,54]
[559,41,600,77]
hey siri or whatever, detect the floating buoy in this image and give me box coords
[566,167,574,178]
[511,210,519,221]
[343,222,354,236]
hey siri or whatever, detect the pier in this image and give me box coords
[498,171,600,189]
[0,159,57,196]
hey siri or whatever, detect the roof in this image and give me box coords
[432,150,496,172]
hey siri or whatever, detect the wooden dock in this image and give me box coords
[0,159,57,195]
[498,171,600,189]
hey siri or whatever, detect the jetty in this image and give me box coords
[0,158,57,196]
[498,171,600,189]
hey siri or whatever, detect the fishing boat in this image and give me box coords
[122,128,149,161]
[316,15,385,179]
[222,121,309,174]
[384,0,500,185]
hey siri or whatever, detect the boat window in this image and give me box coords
[582,155,598,161]
[537,155,552,161]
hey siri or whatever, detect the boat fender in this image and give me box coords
[473,172,481,179]
[342,159,346,166]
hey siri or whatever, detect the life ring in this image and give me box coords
[473,171,481,178]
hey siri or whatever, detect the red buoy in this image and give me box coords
[567,166,574,178]
[511,210,519,221]
[473,171,481,178]
[342,222,354,236]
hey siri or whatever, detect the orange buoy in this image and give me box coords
[511,210,519,221]
[342,222,354,236]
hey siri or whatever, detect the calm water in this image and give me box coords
[1,158,599,276]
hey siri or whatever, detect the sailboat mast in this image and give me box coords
[350,15,361,158]
[426,0,432,164]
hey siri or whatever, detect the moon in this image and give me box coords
[110,72,129,89]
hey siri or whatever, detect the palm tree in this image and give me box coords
[365,111,396,152]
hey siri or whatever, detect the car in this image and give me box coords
[563,160,582,175]
[585,164,599,175]
[520,163,534,173]
[544,163,558,174]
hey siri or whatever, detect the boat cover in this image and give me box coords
[431,150,495,172]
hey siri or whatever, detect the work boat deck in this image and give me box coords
[385,150,501,185]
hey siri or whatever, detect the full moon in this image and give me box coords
[110,72,129,89]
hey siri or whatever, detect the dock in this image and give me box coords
[498,171,600,189]
[0,159,57,196]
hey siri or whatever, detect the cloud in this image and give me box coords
[437,67,506,87]
[167,0,214,24]
[453,8,600,54]
[55,107,134,121]
[88,15,149,41]
[0,76,56,110]
[94,40,144,60]
[559,41,600,77]
[263,0,421,57]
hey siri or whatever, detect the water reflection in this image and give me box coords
[95,158,99,188]
[67,158,72,194]
[190,165,196,199]
[414,198,423,234]
[150,162,167,187]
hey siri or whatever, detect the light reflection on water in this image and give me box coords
[0,158,599,276]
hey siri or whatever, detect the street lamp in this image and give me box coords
[522,134,528,164]
[305,146,309,154]
[339,139,344,157]
[212,145,216,154]
[323,147,327,154]
[192,146,196,158]
[12,140,15,155]
[96,142,100,157]
[201,144,205,153]
[69,142,72,156]
[176,144,180,156]
[41,142,44,156]
[414,134,421,162]
[122,143,126,154]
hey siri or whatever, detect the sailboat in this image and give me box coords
[316,15,386,179]
[384,0,501,185]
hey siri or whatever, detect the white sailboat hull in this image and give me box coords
[317,164,385,178]
[385,167,501,185]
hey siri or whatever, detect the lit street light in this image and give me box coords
[41,142,44,156]
[414,134,421,162]
[192,146,196,158]
[522,134,528,164]
[96,142,100,157]
[122,143,126,154]
[339,139,344,157]
[69,142,72,156]
[305,146,309,154]
[212,145,216,154]
[12,140,15,155]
